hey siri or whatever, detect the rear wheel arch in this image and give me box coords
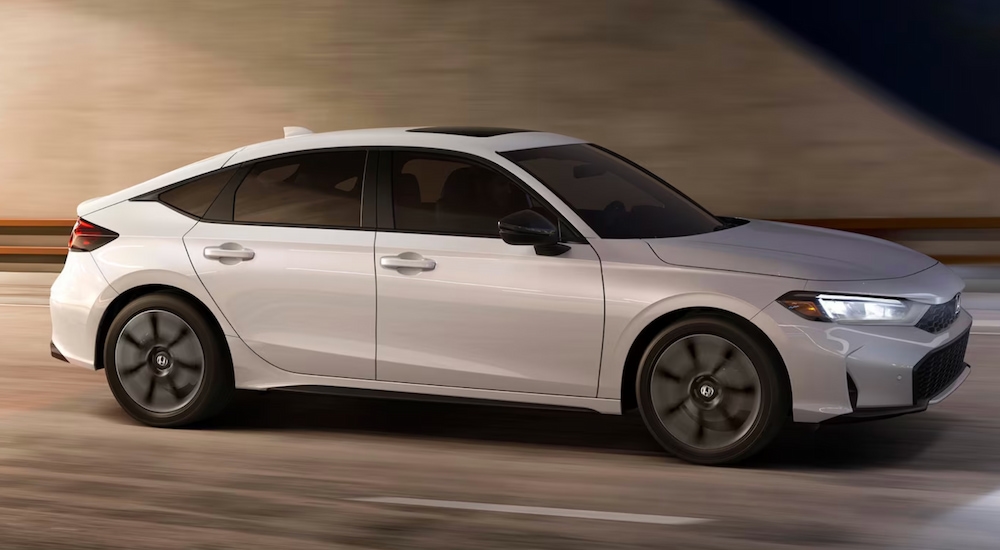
[619,307,791,413]
[95,284,230,371]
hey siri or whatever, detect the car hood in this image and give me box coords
[645,220,938,281]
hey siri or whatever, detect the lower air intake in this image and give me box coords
[912,330,969,402]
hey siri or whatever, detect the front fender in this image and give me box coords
[593,255,805,402]
[597,292,767,401]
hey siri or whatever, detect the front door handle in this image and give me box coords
[380,254,436,271]
[204,244,255,262]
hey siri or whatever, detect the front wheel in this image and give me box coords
[104,293,234,427]
[636,316,788,465]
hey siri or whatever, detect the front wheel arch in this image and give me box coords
[619,307,791,414]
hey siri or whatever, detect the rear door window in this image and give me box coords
[233,150,367,227]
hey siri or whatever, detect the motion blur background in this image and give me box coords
[3,2,1000,549]
[2,0,999,221]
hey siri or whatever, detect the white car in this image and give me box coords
[50,126,971,464]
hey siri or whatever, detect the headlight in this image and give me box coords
[777,292,929,325]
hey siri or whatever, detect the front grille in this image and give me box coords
[912,330,969,402]
[916,294,961,333]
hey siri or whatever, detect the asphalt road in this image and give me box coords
[1,304,998,549]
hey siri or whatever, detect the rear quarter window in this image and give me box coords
[158,168,237,218]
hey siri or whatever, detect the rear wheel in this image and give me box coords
[104,293,233,427]
[636,315,788,465]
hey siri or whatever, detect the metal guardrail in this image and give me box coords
[0,219,74,257]
[770,218,1000,264]
[0,246,67,256]
[0,219,77,228]
[1,217,1000,263]
[771,217,1000,231]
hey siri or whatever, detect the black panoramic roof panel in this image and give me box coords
[407,126,533,137]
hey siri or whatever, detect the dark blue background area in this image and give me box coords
[736,0,1000,156]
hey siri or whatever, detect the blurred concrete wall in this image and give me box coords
[1,0,999,219]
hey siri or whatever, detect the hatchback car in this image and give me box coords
[50,126,972,464]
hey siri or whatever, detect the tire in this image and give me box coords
[636,315,788,465]
[104,292,234,427]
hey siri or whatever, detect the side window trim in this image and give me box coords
[202,147,373,230]
[361,150,379,229]
[376,149,394,230]
[374,147,586,242]
[203,163,251,222]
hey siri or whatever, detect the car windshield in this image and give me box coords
[502,144,722,239]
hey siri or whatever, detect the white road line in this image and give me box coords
[0,303,48,308]
[350,497,710,526]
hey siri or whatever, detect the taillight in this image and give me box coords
[69,218,118,252]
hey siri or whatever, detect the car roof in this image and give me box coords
[225,127,586,166]
[78,127,587,216]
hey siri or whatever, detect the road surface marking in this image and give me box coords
[0,303,48,308]
[351,497,710,525]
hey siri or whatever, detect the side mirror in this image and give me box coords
[498,210,570,256]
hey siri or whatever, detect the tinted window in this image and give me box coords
[234,150,366,227]
[159,168,235,218]
[502,144,721,239]
[392,152,549,236]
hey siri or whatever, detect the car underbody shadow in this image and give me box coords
[159,389,950,470]
[750,414,945,470]
[201,390,663,454]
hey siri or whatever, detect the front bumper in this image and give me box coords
[824,362,970,423]
[754,300,974,423]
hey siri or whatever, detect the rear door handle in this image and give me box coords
[380,255,436,271]
[204,244,255,262]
